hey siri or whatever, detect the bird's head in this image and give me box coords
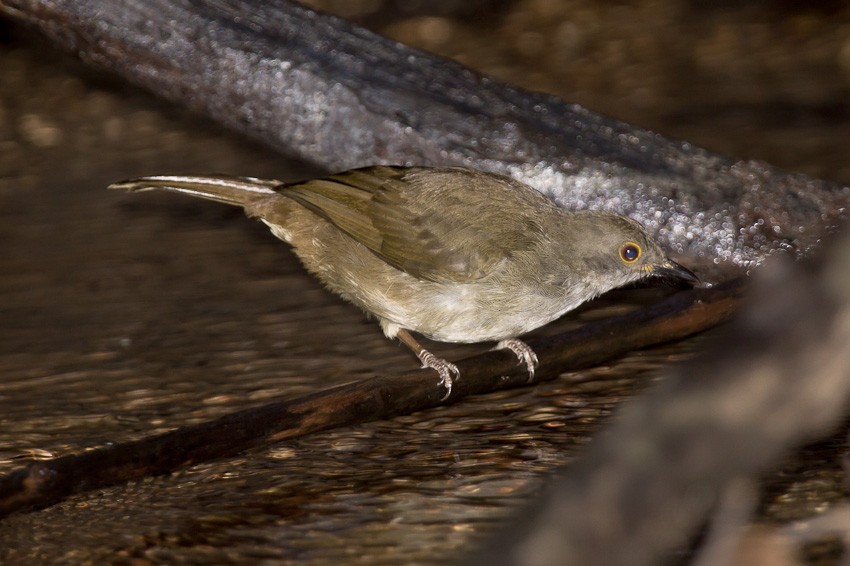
[563,211,699,292]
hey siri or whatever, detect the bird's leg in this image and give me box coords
[494,338,539,383]
[395,328,459,400]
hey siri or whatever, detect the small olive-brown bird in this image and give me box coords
[110,166,697,398]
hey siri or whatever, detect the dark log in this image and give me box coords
[0,281,742,519]
[0,0,845,277]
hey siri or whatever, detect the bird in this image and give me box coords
[109,166,698,399]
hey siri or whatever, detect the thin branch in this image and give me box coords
[0,280,743,518]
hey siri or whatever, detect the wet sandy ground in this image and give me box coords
[2,2,850,563]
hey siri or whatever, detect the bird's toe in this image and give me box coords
[495,338,539,383]
[418,350,460,400]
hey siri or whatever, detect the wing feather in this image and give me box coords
[280,166,550,283]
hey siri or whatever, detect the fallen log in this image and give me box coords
[0,0,845,276]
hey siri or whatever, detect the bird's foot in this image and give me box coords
[495,339,539,383]
[418,350,460,400]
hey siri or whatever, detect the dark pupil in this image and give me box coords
[623,245,638,261]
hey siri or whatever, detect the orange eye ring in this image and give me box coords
[619,242,641,263]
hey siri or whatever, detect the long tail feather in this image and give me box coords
[108,175,281,207]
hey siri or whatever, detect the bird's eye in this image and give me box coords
[619,242,641,263]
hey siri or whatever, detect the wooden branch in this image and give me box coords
[0,280,743,519]
[0,0,845,275]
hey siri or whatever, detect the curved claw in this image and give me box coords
[418,350,460,400]
[495,338,539,383]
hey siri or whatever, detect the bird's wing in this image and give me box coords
[281,166,547,283]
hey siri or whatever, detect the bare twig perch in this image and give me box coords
[0,281,741,518]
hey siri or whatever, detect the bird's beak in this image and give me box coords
[651,260,700,286]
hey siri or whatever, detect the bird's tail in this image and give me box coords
[107,175,282,207]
